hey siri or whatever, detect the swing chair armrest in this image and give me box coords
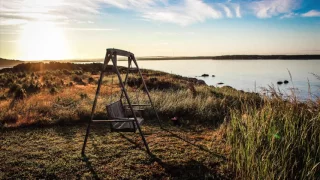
[114,117,139,121]
[123,104,150,107]
[92,119,135,123]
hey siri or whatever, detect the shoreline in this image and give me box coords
[1,55,320,65]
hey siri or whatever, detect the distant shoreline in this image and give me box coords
[138,55,320,60]
[0,55,320,67]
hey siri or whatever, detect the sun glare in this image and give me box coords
[18,22,71,60]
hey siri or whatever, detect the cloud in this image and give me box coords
[100,0,162,10]
[280,9,320,19]
[0,31,20,35]
[0,0,311,27]
[235,4,242,18]
[64,28,116,31]
[0,0,240,26]
[221,4,233,18]
[0,18,29,26]
[0,0,101,25]
[154,31,194,36]
[140,0,222,26]
[137,1,245,25]
[0,40,18,43]
[250,0,300,18]
[280,12,298,19]
[301,10,320,17]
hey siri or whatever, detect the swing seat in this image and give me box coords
[107,101,144,132]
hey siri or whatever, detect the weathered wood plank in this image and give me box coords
[107,48,133,57]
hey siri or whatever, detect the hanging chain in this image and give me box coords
[110,76,113,104]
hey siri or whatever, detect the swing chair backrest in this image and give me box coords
[107,101,125,118]
[106,100,142,132]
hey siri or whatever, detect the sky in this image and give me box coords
[0,0,320,60]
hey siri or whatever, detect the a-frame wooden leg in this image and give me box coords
[81,67,106,155]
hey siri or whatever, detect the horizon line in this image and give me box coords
[1,54,320,62]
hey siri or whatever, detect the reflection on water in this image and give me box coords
[118,60,320,100]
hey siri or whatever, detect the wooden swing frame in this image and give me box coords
[81,48,161,155]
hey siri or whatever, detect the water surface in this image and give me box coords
[118,59,320,100]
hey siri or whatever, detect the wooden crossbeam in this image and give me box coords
[107,48,133,57]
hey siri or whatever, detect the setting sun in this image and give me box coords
[17,22,71,60]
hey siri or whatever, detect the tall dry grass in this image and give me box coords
[227,88,320,179]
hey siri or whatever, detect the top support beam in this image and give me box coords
[107,48,133,57]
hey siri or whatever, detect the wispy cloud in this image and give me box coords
[0,0,316,27]
[301,10,320,17]
[221,4,233,18]
[235,4,242,18]
[154,31,195,36]
[0,29,21,34]
[0,0,100,25]
[280,12,298,19]
[64,28,116,31]
[140,0,223,26]
[250,0,300,18]
[0,0,242,26]
[0,19,29,26]
[118,0,244,25]
[0,40,18,43]
[99,0,160,10]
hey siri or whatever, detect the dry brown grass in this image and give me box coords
[0,67,248,127]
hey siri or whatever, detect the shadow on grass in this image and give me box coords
[81,154,100,180]
[119,129,226,161]
[79,123,229,179]
[150,157,223,179]
[53,125,78,141]
[161,127,227,161]
[118,132,227,179]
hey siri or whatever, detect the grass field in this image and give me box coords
[0,123,231,179]
[0,62,319,179]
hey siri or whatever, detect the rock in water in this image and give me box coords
[284,80,289,84]
[277,81,283,85]
[201,74,209,77]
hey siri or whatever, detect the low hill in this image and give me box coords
[0,58,24,67]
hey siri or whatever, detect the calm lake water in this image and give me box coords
[118,60,320,100]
